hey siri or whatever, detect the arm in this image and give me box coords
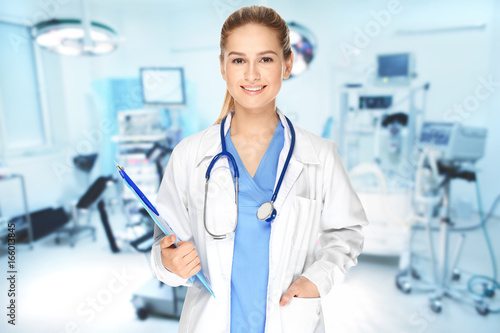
[150,144,194,287]
[301,142,368,297]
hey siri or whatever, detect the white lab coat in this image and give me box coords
[150,107,368,333]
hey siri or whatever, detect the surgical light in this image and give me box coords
[287,22,316,78]
[33,19,118,56]
[33,0,119,56]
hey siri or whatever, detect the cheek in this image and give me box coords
[226,70,241,85]
[269,68,283,86]
[270,66,284,81]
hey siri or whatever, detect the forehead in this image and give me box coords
[225,23,281,55]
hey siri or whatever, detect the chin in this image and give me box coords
[234,100,276,112]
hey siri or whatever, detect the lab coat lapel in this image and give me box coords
[201,158,236,204]
[196,111,237,203]
[272,158,303,213]
[272,107,319,213]
[197,120,235,322]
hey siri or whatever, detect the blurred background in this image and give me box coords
[1,0,499,332]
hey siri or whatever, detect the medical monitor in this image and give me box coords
[419,122,487,162]
[376,53,413,85]
[140,67,186,108]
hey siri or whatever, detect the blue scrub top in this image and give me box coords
[225,119,285,333]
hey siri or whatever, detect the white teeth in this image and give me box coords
[243,86,264,91]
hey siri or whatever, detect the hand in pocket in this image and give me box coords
[280,276,320,307]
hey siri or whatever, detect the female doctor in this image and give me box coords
[150,5,368,333]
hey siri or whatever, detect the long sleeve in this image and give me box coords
[150,143,193,287]
[301,142,368,297]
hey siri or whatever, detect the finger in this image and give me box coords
[186,262,201,277]
[182,248,198,263]
[176,243,195,258]
[160,235,176,249]
[185,255,201,272]
[181,257,201,278]
[177,241,195,252]
[280,285,298,307]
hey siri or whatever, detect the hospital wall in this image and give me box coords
[0,0,498,220]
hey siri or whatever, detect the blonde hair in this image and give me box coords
[214,5,292,125]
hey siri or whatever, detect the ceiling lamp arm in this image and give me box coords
[80,0,93,52]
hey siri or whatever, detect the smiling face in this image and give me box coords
[219,23,293,115]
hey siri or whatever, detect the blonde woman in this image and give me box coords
[151,5,368,333]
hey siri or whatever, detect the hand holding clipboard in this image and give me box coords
[116,164,215,298]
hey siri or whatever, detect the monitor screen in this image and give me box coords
[419,122,454,146]
[140,67,186,107]
[377,54,410,78]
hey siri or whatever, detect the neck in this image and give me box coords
[230,103,279,137]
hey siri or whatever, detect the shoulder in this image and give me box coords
[170,124,219,163]
[297,125,337,150]
[293,123,338,164]
[174,125,215,151]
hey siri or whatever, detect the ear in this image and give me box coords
[219,54,226,81]
[283,51,294,80]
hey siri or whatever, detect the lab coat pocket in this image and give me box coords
[281,296,321,333]
[291,196,318,250]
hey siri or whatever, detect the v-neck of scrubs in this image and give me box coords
[228,119,284,333]
[226,120,283,195]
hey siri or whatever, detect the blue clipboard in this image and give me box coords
[116,164,215,298]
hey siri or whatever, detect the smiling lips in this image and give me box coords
[241,85,267,95]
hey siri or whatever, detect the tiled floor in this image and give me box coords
[1,209,499,333]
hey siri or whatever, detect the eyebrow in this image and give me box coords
[227,50,278,57]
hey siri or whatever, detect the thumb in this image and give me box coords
[280,285,297,307]
[162,235,176,248]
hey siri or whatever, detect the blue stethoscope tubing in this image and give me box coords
[203,113,295,239]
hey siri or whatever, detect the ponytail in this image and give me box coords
[214,89,235,125]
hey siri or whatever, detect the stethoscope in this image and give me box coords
[203,114,295,240]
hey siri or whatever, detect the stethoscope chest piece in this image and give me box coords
[257,201,276,223]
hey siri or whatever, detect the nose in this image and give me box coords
[244,61,260,82]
